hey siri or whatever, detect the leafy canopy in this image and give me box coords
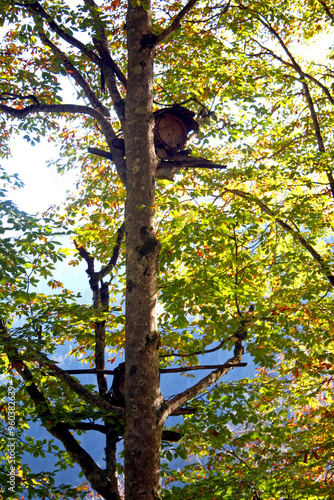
[1,0,334,498]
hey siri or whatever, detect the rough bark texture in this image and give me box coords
[123,2,163,499]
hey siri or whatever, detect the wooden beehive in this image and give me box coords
[154,105,199,159]
[110,105,199,159]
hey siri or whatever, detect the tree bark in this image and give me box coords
[123,2,162,499]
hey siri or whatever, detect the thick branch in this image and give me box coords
[160,334,234,358]
[161,307,253,358]
[31,23,127,183]
[158,347,245,424]
[87,147,226,182]
[160,368,230,421]
[74,242,106,394]
[75,222,125,299]
[156,0,200,44]
[23,0,101,65]
[75,240,101,307]
[84,0,127,93]
[82,0,126,125]
[88,146,113,161]
[95,322,109,397]
[65,368,116,375]
[24,0,126,94]
[105,425,120,487]
[48,364,123,415]
[0,92,40,104]
[317,0,334,20]
[0,102,107,122]
[225,188,334,287]
[84,0,127,84]
[6,336,123,414]
[37,30,110,117]
[158,307,253,421]
[75,242,95,274]
[0,97,127,182]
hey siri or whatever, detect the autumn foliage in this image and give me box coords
[1,0,334,499]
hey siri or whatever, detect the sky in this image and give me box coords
[3,136,78,214]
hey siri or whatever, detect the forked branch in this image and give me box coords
[156,0,201,44]
[75,223,125,397]
[158,339,246,424]
[0,320,121,499]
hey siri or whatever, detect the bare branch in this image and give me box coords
[75,222,125,286]
[160,331,236,358]
[64,363,247,375]
[82,0,126,125]
[24,0,126,92]
[160,363,247,373]
[65,368,116,375]
[251,35,334,108]
[0,95,127,184]
[2,323,122,414]
[84,0,127,88]
[157,305,254,421]
[20,2,126,130]
[161,368,230,418]
[20,4,127,182]
[0,98,124,182]
[161,156,226,169]
[0,92,40,104]
[74,241,108,395]
[105,425,120,487]
[83,0,126,80]
[66,422,108,433]
[95,322,109,397]
[88,146,113,161]
[75,242,95,275]
[96,222,125,282]
[161,430,183,442]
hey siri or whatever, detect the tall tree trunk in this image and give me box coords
[124,2,162,499]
